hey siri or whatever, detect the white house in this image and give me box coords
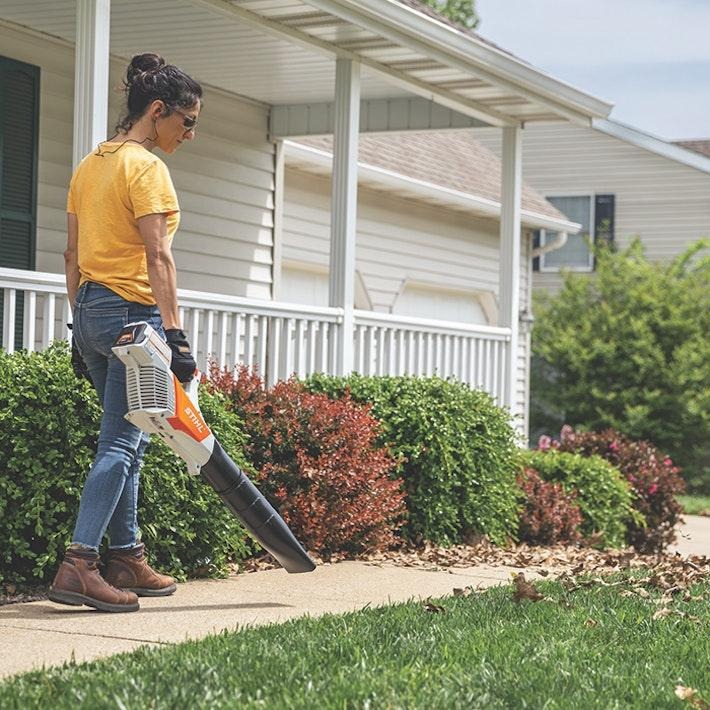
[471,119,710,292]
[0,0,612,435]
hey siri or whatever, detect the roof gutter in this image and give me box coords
[284,141,581,233]
[305,0,614,123]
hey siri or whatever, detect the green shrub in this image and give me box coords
[531,239,710,494]
[0,343,253,585]
[306,374,521,546]
[0,343,101,585]
[521,450,639,548]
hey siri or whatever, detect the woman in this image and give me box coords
[49,53,201,613]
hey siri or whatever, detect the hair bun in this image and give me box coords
[125,53,166,87]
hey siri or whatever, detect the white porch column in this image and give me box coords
[329,58,361,375]
[498,126,522,413]
[73,0,111,169]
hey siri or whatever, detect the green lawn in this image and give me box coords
[1,576,707,709]
[678,495,710,516]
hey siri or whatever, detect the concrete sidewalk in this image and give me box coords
[1,515,706,680]
[669,513,710,557]
[0,560,530,679]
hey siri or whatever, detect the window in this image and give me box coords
[0,55,40,347]
[540,195,593,272]
[536,194,615,273]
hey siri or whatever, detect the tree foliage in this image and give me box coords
[531,239,710,493]
[417,0,480,30]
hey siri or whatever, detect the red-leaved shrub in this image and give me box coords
[207,366,406,558]
[541,426,685,553]
[516,468,583,545]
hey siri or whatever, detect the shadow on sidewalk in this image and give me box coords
[0,601,292,620]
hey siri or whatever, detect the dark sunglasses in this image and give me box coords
[172,107,198,131]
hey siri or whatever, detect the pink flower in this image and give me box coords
[608,441,619,452]
[648,483,659,495]
[538,435,552,452]
[663,457,673,467]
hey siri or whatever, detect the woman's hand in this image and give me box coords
[165,328,197,382]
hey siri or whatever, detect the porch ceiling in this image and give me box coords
[0,0,613,127]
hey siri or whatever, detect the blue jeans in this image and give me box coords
[71,282,164,551]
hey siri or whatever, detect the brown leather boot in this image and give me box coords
[49,548,140,613]
[104,543,177,597]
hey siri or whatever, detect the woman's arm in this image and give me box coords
[64,213,80,309]
[137,213,180,329]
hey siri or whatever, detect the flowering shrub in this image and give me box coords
[549,426,685,553]
[516,468,582,546]
[207,366,406,558]
[521,449,635,548]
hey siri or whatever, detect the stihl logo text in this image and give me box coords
[185,407,205,432]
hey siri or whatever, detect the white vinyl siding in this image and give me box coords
[283,168,502,316]
[517,231,533,440]
[283,166,533,425]
[1,22,275,300]
[472,123,710,291]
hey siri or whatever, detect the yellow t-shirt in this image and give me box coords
[67,142,180,305]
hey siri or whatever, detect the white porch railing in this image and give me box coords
[1,267,511,403]
[176,287,341,385]
[354,310,510,400]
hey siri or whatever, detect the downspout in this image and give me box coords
[531,231,568,258]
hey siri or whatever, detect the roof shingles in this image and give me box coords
[673,140,710,158]
[298,132,567,222]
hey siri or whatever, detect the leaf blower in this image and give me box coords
[111,321,316,574]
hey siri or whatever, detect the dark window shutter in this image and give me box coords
[532,230,540,272]
[0,55,40,348]
[594,194,615,247]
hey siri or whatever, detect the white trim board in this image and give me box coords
[594,118,710,175]
[307,0,613,122]
[284,141,581,233]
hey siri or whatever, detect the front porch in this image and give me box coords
[0,265,511,403]
[0,0,613,436]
